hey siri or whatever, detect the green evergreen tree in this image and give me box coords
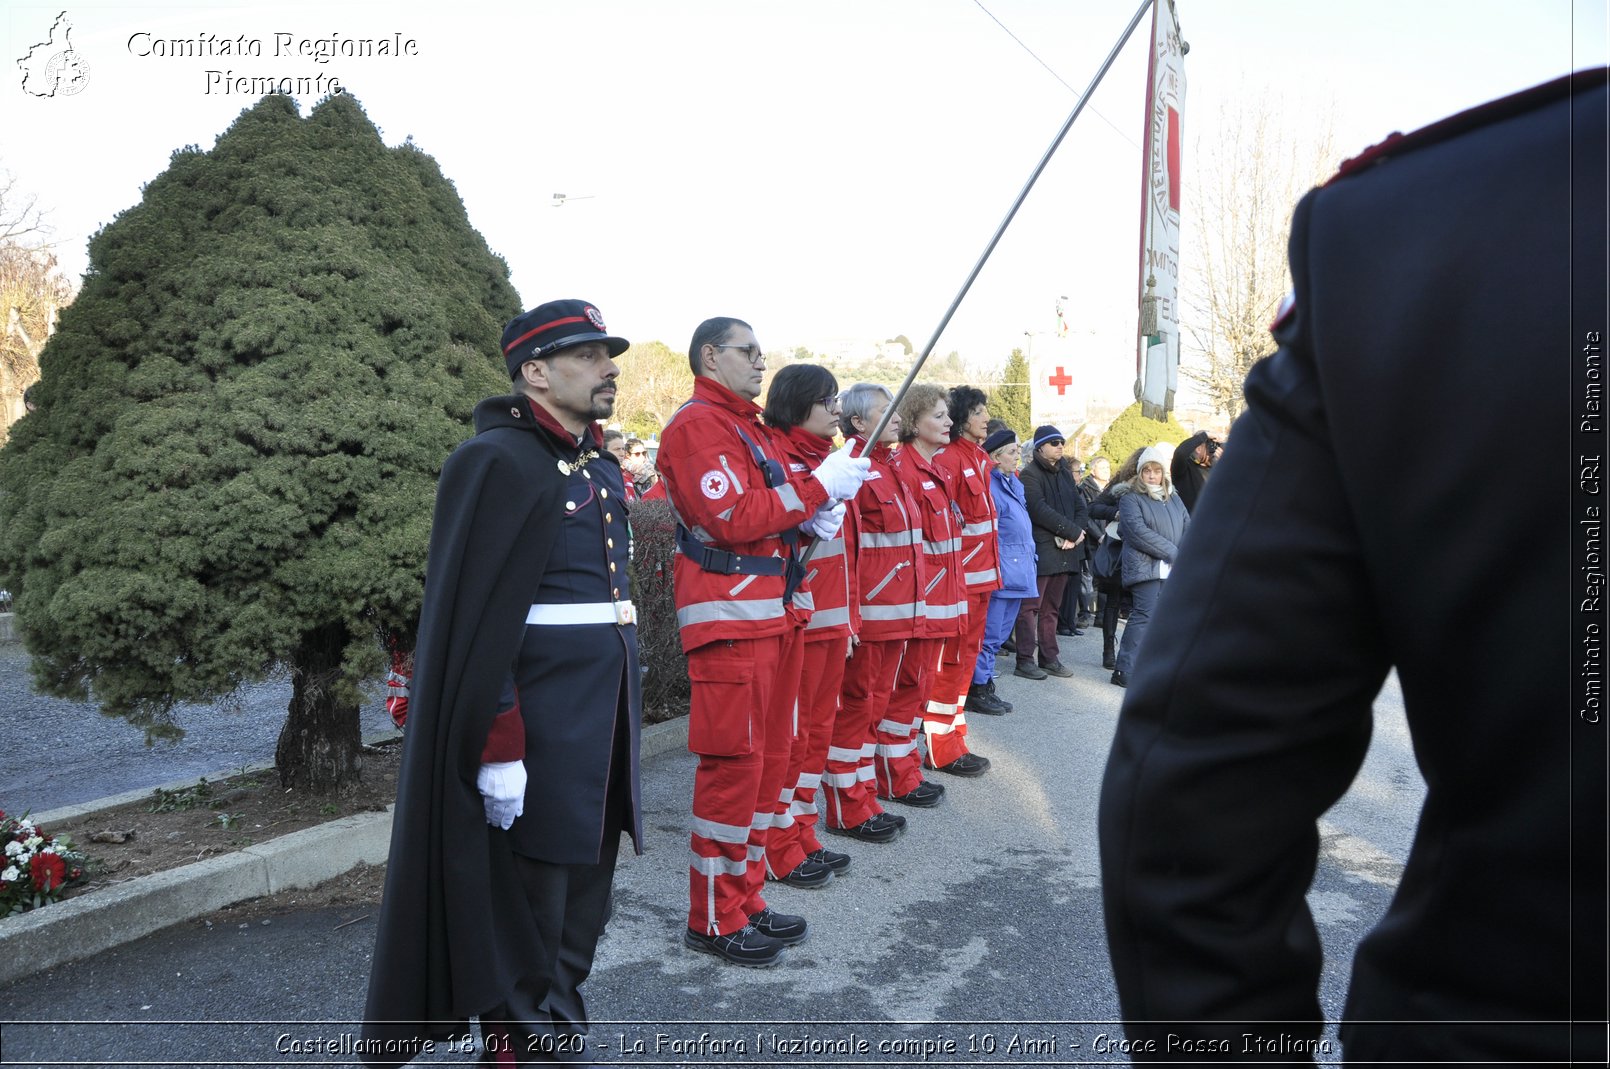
[991,347,1032,440]
[0,94,519,789]
[1098,401,1191,468]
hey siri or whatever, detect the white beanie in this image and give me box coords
[1139,443,1173,474]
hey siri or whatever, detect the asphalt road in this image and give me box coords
[0,632,1424,1068]
[2,642,398,813]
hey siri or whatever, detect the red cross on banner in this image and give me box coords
[1048,367,1073,395]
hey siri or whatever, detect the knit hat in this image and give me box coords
[982,427,1017,454]
[1138,443,1174,479]
[1031,425,1065,450]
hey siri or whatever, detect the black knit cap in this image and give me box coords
[982,427,1017,454]
[1031,424,1065,450]
[501,299,630,378]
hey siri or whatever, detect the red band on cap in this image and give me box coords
[503,315,592,354]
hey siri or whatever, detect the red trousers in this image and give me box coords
[822,637,904,829]
[876,636,941,798]
[766,635,849,875]
[924,591,990,767]
[686,624,803,935]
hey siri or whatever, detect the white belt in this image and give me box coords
[526,601,637,626]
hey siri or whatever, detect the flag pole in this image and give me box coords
[801,0,1155,565]
[857,0,1153,452]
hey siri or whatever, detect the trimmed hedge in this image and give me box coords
[628,500,690,723]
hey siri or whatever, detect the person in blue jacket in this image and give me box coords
[970,425,1037,713]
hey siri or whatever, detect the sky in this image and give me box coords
[3,0,1607,407]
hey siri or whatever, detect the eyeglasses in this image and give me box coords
[713,343,764,365]
[628,450,646,457]
[814,395,841,413]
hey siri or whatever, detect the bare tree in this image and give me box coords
[1181,90,1336,420]
[614,340,694,436]
[1,168,72,440]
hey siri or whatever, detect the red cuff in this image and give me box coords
[480,701,526,764]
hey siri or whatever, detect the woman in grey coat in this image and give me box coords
[1111,443,1190,687]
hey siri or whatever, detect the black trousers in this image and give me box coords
[479,842,622,1066]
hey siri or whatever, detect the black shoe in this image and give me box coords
[1076,614,1096,629]
[1056,627,1076,637]
[826,812,906,843]
[986,681,1013,713]
[1014,662,1049,680]
[965,682,1009,716]
[935,752,991,777]
[805,848,852,873]
[772,856,834,888]
[1039,660,1075,678]
[1110,671,1129,688]
[1102,652,1117,670]
[886,780,945,808]
[748,907,808,945]
[684,924,784,967]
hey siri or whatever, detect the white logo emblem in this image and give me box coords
[700,469,730,499]
[585,305,607,331]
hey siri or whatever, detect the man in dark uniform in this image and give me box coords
[1100,70,1607,1064]
[362,300,643,1067]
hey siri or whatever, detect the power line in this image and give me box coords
[969,0,1142,150]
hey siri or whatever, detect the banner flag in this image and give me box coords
[1134,0,1186,420]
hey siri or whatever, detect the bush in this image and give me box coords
[628,501,690,723]
[1098,402,1191,467]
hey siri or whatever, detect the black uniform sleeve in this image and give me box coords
[1098,189,1389,1055]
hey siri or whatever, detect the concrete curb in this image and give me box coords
[0,715,689,985]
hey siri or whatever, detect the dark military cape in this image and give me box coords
[359,396,567,1066]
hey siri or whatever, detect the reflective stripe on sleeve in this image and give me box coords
[964,568,999,585]
[859,529,918,549]
[775,482,805,513]
[690,851,748,878]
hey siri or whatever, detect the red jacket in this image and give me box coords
[774,426,859,641]
[932,437,1002,594]
[891,442,967,639]
[659,377,829,652]
[846,436,925,643]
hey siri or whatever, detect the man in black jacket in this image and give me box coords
[1100,72,1607,1064]
[362,300,644,1066]
[1014,425,1088,679]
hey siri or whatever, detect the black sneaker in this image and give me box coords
[1039,660,1075,678]
[886,780,945,808]
[826,812,906,843]
[986,681,1014,713]
[748,907,808,945]
[964,682,1009,716]
[1014,662,1049,680]
[805,848,852,873]
[772,856,834,888]
[1110,670,1129,688]
[935,752,991,777]
[1076,614,1096,629]
[684,924,785,967]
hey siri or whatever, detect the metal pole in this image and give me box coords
[802,0,1153,565]
[854,0,1154,452]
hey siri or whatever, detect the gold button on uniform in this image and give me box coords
[565,501,576,511]
[607,538,615,548]
[600,488,609,499]
[609,562,617,573]
[605,513,613,522]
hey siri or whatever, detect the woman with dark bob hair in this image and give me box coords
[759,364,857,886]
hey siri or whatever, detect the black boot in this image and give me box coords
[965,682,1009,716]
[1102,634,1116,670]
[986,680,1013,713]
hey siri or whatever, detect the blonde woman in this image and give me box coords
[1111,443,1190,687]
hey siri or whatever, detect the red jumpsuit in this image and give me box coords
[880,444,966,796]
[926,437,1003,767]
[825,436,925,826]
[764,425,859,878]
[658,378,829,937]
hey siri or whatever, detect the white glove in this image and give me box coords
[811,443,873,500]
[476,760,527,830]
[800,501,847,540]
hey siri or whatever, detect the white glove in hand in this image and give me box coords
[800,501,847,540]
[811,443,873,500]
[477,760,527,830]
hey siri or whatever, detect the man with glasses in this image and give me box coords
[658,317,871,967]
[364,300,642,1063]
